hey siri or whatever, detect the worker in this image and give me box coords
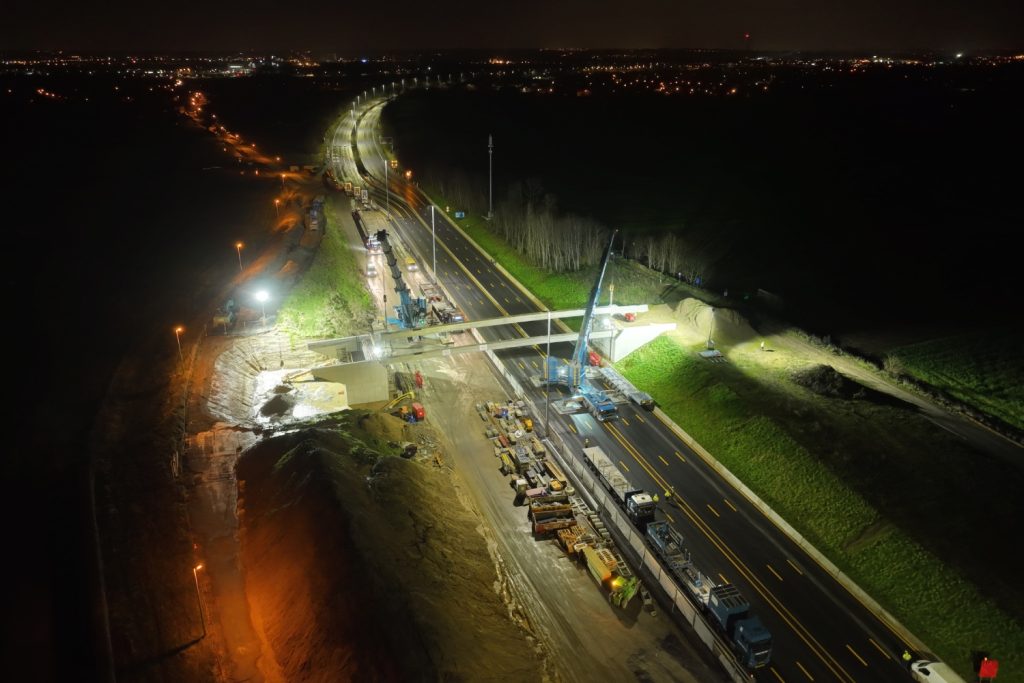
[760,340,766,352]
[652,493,659,503]
[584,437,591,447]
[902,650,913,667]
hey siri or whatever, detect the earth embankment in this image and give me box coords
[236,418,547,683]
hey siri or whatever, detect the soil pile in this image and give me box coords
[236,416,545,683]
[792,364,865,399]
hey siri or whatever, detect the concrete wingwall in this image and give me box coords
[311,361,390,404]
[591,323,678,363]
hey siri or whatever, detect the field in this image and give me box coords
[889,329,1024,433]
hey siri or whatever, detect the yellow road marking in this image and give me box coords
[674,450,686,463]
[601,421,857,683]
[658,455,670,467]
[767,564,784,581]
[706,503,719,517]
[665,512,675,523]
[724,499,737,512]
[796,660,814,681]
[635,414,645,423]
[621,418,630,427]
[619,460,630,473]
[568,424,577,434]
[787,559,804,576]
[845,644,868,667]
[719,573,729,585]
[867,638,891,660]
[517,361,525,370]
[770,667,786,682]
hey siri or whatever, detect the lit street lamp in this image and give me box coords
[256,290,269,326]
[274,199,280,217]
[430,205,436,283]
[174,326,184,363]
[192,564,206,638]
[235,242,244,272]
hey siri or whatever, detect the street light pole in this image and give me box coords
[384,161,389,215]
[256,290,269,327]
[235,242,243,272]
[174,326,184,363]
[192,564,206,639]
[431,205,436,282]
[544,311,552,435]
[487,134,494,219]
[274,199,280,218]
[707,307,715,349]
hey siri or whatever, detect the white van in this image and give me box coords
[911,661,967,683]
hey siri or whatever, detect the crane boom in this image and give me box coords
[570,229,618,379]
[375,229,426,329]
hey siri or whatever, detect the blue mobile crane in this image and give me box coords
[545,230,619,421]
[375,229,427,329]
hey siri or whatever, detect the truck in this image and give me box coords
[646,521,773,671]
[599,366,655,411]
[411,402,425,421]
[581,446,657,528]
[581,389,617,422]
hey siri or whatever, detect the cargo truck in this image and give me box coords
[581,446,656,528]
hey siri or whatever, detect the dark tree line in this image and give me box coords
[432,170,710,280]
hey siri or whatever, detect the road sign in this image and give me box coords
[454,211,465,218]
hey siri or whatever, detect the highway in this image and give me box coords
[331,96,924,683]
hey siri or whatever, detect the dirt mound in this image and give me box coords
[236,416,544,683]
[670,297,758,345]
[792,364,865,399]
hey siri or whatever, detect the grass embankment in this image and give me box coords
[619,338,1024,681]
[888,329,1024,433]
[424,195,1024,682]
[277,200,374,339]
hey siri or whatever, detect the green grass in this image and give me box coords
[277,200,374,339]
[890,328,1024,432]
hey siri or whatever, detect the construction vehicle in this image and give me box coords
[582,446,657,529]
[646,521,772,670]
[581,544,641,608]
[599,366,656,411]
[410,402,425,421]
[375,230,427,329]
[543,231,620,422]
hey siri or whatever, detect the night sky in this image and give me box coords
[4,0,1022,53]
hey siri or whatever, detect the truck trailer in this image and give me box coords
[581,446,656,528]
[646,521,772,671]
